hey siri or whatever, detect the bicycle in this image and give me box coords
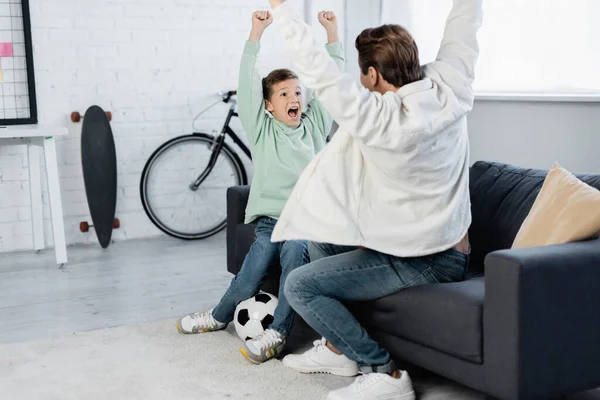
[140,90,252,240]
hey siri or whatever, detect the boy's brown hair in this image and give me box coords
[262,69,299,100]
[355,24,424,88]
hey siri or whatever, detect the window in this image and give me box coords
[380,0,600,96]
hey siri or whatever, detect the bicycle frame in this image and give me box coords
[189,103,252,191]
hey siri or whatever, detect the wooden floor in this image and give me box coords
[0,233,231,345]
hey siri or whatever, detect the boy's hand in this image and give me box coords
[249,11,273,43]
[252,11,272,31]
[318,11,337,31]
[318,11,339,44]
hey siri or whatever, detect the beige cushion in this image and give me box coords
[512,162,600,248]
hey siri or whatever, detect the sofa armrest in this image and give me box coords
[484,238,600,400]
[227,186,250,274]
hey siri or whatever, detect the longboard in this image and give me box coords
[71,106,119,248]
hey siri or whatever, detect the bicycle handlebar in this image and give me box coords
[220,90,237,103]
[192,90,238,130]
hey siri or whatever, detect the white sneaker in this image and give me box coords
[176,309,227,334]
[240,329,286,364]
[282,337,359,377]
[327,371,416,400]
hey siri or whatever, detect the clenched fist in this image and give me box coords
[318,11,338,31]
[249,11,272,43]
[252,11,273,31]
[318,11,339,43]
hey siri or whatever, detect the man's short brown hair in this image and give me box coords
[262,68,299,100]
[355,24,424,88]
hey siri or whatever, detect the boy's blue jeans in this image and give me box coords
[284,242,469,374]
[212,217,308,336]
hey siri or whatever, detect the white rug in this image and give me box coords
[0,319,484,400]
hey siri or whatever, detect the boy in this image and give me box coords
[267,0,481,399]
[176,10,345,365]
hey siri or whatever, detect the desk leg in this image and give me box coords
[28,138,45,251]
[43,136,67,265]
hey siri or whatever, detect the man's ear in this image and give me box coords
[368,66,379,87]
[265,99,274,112]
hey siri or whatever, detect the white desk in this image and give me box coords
[0,125,68,264]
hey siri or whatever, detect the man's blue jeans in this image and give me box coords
[213,217,308,336]
[284,242,469,373]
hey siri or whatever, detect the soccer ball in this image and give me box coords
[233,291,278,341]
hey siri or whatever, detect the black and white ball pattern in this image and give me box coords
[233,291,278,340]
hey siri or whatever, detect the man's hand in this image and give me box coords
[268,0,285,8]
[318,11,340,43]
[249,11,272,43]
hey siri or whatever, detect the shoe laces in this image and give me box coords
[250,329,282,351]
[305,338,327,355]
[190,310,219,329]
[354,373,383,391]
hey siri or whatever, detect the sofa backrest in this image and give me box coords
[467,161,600,272]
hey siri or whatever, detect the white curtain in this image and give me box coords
[380,0,600,95]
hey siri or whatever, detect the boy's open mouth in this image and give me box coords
[287,106,299,118]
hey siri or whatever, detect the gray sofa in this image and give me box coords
[225,161,600,400]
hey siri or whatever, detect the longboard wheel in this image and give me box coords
[71,111,81,123]
[113,218,120,229]
[80,221,90,232]
[105,111,112,121]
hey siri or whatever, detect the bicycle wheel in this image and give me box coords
[140,133,247,240]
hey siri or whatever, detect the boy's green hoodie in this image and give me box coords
[238,40,345,224]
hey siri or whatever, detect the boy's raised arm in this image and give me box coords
[238,11,272,145]
[304,11,345,139]
[319,11,345,73]
[435,0,483,86]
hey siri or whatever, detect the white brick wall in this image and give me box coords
[0,0,319,252]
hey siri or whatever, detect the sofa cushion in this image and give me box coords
[468,162,600,272]
[350,277,485,363]
[513,163,600,248]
